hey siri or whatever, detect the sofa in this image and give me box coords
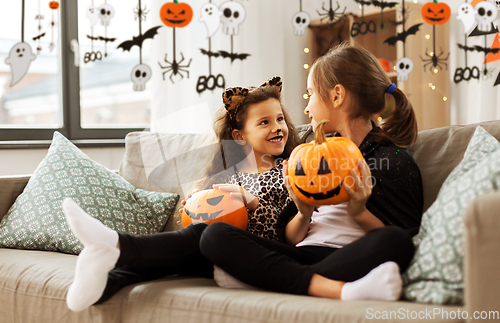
[1,120,499,323]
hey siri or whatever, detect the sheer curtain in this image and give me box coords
[148,0,319,133]
[448,0,500,125]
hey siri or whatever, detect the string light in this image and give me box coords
[430,52,434,56]
[413,0,418,3]
[303,94,309,100]
[443,97,448,102]
[303,64,309,70]
[304,48,310,53]
[433,68,439,74]
[425,34,430,40]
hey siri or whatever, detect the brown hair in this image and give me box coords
[311,43,418,148]
[197,84,299,189]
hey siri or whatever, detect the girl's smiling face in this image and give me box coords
[233,98,288,164]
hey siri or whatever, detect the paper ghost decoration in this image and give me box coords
[475,1,497,32]
[86,5,99,28]
[4,42,36,86]
[219,1,246,35]
[457,3,476,34]
[292,11,311,36]
[200,3,221,38]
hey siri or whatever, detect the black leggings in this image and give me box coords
[200,222,415,295]
[96,223,212,304]
[97,222,414,303]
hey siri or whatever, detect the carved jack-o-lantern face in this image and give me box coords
[181,189,248,229]
[160,1,193,28]
[287,121,364,205]
[421,1,451,25]
[49,1,59,10]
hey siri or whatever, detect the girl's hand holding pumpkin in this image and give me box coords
[344,159,373,219]
[282,160,316,219]
[180,189,199,212]
[212,184,259,212]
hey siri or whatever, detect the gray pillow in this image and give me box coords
[0,132,179,255]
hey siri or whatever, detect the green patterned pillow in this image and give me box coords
[0,132,179,255]
[403,126,500,304]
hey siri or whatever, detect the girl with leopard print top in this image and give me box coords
[61,76,300,312]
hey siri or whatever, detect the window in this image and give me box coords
[0,0,151,143]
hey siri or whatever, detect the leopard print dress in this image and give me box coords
[228,159,290,241]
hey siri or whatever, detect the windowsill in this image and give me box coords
[0,139,125,149]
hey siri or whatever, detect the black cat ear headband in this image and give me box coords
[222,76,283,121]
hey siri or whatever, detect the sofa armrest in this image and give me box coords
[0,175,30,222]
[464,191,500,322]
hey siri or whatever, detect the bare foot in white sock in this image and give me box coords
[66,242,120,311]
[62,197,121,311]
[62,197,118,248]
[340,262,402,301]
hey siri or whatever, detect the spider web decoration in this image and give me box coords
[351,0,376,37]
[158,0,193,84]
[84,0,117,63]
[33,0,46,54]
[197,0,226,94]
[4,0,36,87]
[454,0,480,84]
[292,0,311,36]
[117,0,162,91]
[419,0,450,73]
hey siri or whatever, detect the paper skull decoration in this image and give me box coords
[475,1,497,32]
[160,0,194,28]
[421,0,451,25]
[287,120,363,205]
[292,12,311,36]
[130,64,152,91]
[98,4,115,27]
[396,57,414,82]
[219,1,246,35]
[181,189,248,229]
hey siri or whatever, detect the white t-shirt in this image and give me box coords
[296,203,365,249]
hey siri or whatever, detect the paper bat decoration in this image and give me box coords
[218,50,251,62]
[87,35,99,41]
[99,36,116,43]
[32,33,46,41]
[458,43,500,55]
[200,48,220,58]
[371,0,398,9]
[384,23,422,45]
[353,0,373,6]
[117,26,162,51]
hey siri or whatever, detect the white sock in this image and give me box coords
[340,261,402,301]
[66,242,120,312]
[62,197,118,248]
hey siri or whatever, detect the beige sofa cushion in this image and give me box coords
[409,120,500,212]
[0,247,466,323]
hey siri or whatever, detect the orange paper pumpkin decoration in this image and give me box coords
[160,0,193,28]
[181,189,248,229]
[287,120,364,205]
[49,1,59,10]
[421,0,451,25]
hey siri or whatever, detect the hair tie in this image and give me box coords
[387,83,396,95]
[223,76,283,121]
